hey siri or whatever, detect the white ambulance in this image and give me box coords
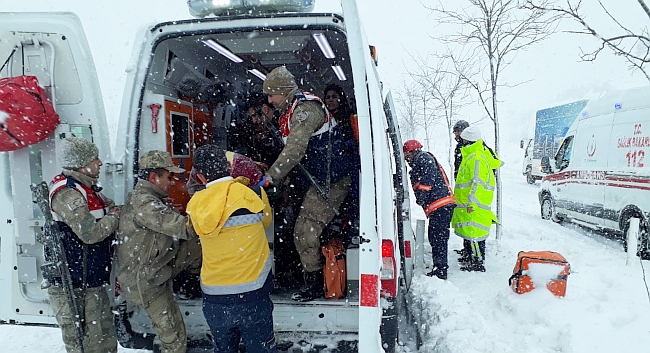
[539,85,650,259]
[0,1,421,351]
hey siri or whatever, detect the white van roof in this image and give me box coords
[582,85,650,120]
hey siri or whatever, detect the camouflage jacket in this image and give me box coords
[267,88,326,182]
[50,169,119,244]
[116,179,195,302]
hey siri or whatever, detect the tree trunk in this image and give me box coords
[490,57,503,241]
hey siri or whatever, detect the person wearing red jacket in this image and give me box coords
[403,140,456,279]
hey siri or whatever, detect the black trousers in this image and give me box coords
[427,205,454,269]
[463,239,486,262]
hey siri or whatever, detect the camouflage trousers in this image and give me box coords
[294,176,351,272]
[49,285,117,353]
[127,237,202,353]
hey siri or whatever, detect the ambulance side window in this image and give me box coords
[171,112,191,157]
[555,136,573,171]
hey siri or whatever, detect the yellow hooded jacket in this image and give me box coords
[186,177,272,295]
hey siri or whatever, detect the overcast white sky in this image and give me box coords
[3,0,649,164]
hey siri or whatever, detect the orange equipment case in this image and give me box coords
[508,251,570,297]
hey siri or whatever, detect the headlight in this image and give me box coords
[188,0,316,18]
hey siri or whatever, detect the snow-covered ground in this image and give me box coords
[409,166,650,353]
[3,162,649,352]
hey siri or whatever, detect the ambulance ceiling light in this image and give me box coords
[248,69,267,81]
[202,39,243,63]
[615,102,622,110]
[188,0,315,18]
[313,33,335,59]
[332,65,346,81]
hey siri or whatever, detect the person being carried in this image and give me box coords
[48,137,121,353]
[263,66,354,302]
[186,145,275,353]
[403,139,456,280]
[186,149,268,196]
[116,150,202,353]
[451,126,503,272]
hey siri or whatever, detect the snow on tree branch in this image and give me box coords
[525,0,650,81]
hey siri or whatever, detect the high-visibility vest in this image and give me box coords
[451,140,503,241]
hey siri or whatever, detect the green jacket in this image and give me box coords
[451,140,503,241]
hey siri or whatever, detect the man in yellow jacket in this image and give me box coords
[186,145,276,353]
[451,125,503,272]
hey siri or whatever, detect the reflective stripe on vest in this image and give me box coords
[424,195,456,217]
[413,182,432,192]
[456,155,494,209]
[278,91,336,143]
[420,158,455,216]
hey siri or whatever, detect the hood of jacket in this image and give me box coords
[461,140,503,170]
[187,178,265,237]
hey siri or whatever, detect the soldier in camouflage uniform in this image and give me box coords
[263,66,353,302]
[116,150,202,353]
[49,137,121,353]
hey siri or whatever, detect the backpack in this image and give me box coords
[322,238,346,299]
[508,251,570,297]
[0,76,60,151]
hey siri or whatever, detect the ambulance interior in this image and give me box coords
[134,22,362,308]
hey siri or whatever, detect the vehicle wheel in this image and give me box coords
[526,170,535,184]
[622,215,650,260]
[540,196,562,223]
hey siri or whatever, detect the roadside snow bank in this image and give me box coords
[409,167,650,353]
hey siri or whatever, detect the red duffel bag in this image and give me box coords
[0,76,60,151]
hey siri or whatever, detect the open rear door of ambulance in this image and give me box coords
[339,0,395,351]
[0,12,111,325]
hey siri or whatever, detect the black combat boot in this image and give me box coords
[460,259,486,272]
[457,252,472,264]
[291,270,324,302]
[426,266,448,280]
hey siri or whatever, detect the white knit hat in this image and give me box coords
[58,137,99,170]
[460,125,481,142]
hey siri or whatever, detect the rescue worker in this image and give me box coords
[186,145,276,353]
[49,137,121,353]
[452,120,472,262]
[116,150,202,353]
[262,66,353,302]
[451,126,503,272]
[403,140,456,280]
[452,120,470,179]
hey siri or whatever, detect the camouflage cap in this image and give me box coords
[139,150,185,173]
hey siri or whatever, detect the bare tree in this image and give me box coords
[428,0,561,239]
[407,53,471,177]
[526,0,650,81]
[395,75,438,149]
[415,80,437,150]
[394,78,422,141]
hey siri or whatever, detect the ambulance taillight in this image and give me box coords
[381,239,397,297]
